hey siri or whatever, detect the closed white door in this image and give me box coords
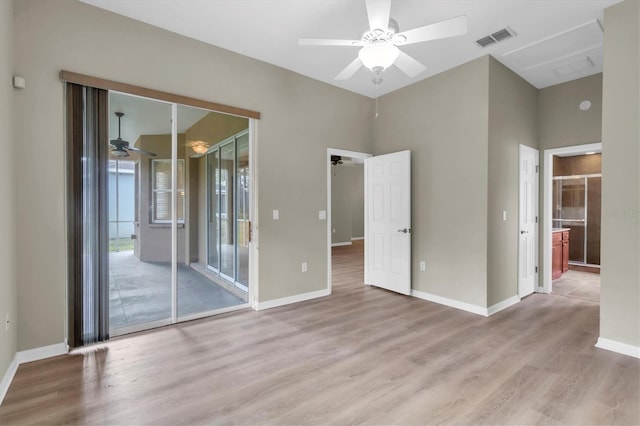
[519,145,539,298]
[365,150,411,295]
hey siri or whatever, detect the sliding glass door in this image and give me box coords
[105,93,251,335]
[206,130,250,292]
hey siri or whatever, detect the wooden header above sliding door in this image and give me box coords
[60,70,261,120]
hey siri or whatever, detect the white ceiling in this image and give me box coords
[83,0,620,98]
[109,92,210,144]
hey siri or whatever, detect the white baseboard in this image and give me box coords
[1,341,68,406]
[411,289,487,316]
[256,288,331,310]
[351,237,364,241]
[595,337,640,359]
[487,295,520,316]
[331,242,352,247]
[16,342,68,364]
[0,355,18,406]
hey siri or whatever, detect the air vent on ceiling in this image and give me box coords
[476,27,516,48]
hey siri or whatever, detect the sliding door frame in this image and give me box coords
[62,71,260,341]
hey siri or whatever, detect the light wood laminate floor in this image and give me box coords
[1,241,638,425]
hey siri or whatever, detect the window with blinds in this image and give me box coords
[151,159,185,223]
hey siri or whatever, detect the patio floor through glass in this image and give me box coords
[109,251,246,331]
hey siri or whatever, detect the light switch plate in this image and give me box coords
[319,210,326,220]
[273,210,279,220]
[502,210,507,221]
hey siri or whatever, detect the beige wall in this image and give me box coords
[537,74,603,288]
[373,56,490,308]
[600,0,640,347]
[487,57,538,306]
[331,165,364,244]
[0,0,17,385]
[538,74,603,150]
[13,0,372,351]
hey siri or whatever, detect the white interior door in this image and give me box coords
[519,145,539,298]
[365,150,411,295]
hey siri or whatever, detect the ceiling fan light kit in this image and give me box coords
[191,141,210,154]
[299,0,467,83]
[359,42,399,74]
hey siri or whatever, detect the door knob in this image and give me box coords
[398,228,410,234]
[520,230,528,234]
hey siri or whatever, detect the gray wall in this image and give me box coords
[600,0,640,347]
[0,0,17,389]
[538,74,603,150]
[537,74,603,290]
[351,167,365,239]
[331,165,364,244]
[373,56,490,308]
[487,57,538,306]
[13,0,372,351]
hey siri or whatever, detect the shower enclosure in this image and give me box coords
[552,174,601,266]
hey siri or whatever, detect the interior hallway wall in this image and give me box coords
[373,56,490,308]
[331,165,364,245]
[0,0,18,392]
[13,0,372,352]
[600,0,640,349]
[537,74,603,292]
[487,57,538,306]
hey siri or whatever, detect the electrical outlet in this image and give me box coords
[302,262,308,272]
[420,261,426,271]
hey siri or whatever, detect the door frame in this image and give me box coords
[326,148,372,294]
[542,142,602,293]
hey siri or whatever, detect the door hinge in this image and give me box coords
[535,165,539,173]
[248,221,252,243]
[535,266,538,273]
[535,216,538,223]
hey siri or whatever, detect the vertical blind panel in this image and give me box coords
[67,83,109,347]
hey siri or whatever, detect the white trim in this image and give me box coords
[351,236,364,241]
[255,288,330,311]
[331,242,352,247]
[16,342,68,365]
[487,295,521,316]
[177,303,250,322]
[411,289,488,316]
[595,337,640,359]
[0,355,18,406]
[326,148,372,295]
[249,119,259,309]
[542,143,602,294]
[1,342,69,405]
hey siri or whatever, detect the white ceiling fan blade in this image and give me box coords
[394,50,426,77]
[394,15,468,45]
[366,0,391,32]
[299,38,364,47]
[335,57,363,80]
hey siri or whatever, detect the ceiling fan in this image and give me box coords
[299,0,467,80]
[110,112,157,158]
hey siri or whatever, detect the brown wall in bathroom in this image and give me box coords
[553,153,601,176]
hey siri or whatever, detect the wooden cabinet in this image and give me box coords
[552,232,563,280]
[562,230,569,273]
[552,229,570,280]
